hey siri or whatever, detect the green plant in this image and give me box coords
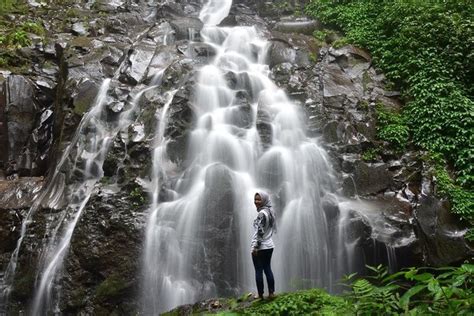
[375,103,409,151]
[238,288,349,315]
[66,7,80,18]
[0,0,15,13]
[21,21,45,35]
[129,186,146,206]
[0,0,26,14]
[343,265,401,315]
[425,153,474,240]
[333,37,348,49]
[361,148,379,161]
[343,264,474,315]
[95,274,128,301]
[6,30,31,47]
[305,0,473,191]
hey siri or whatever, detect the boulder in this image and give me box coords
[169,17,204,41]
[197,164,240,296]
[415,196,473,266]
[5,75,39,175]
[352,161,393,195]
[273,18,320,35]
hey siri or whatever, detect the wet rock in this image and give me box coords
[323,63,360,98]
[268,40,296,68]
[72,79,100,115]
[187,42,217,59]
[0,76,9,170]
[0,209,22,262]
[267,31,317,70]
[256,107,272,150]
[352,161,393,195]
[5,75,39,175]
[165,83,196,165]
[63,188,146,314]
[198,163,240,297]
[169,17,204,41]
[0,178,44,210]
[273,18,320,35]
[415,196,473,266]
[119,44,157,85]
[72,22,89,36]
[322,194,340,222]
[322,120,341,143]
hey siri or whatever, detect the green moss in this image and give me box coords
[358,100,369,111]
[361,148,379,162]
[0,0,27,14]
[129,186,146,206]
[362,71,371,92]
[70,287,87,308]
[332,37,349,49]
[11,270,35,300]
[66,8,80,18]
[70,36,92,48]
[95,274,128,302]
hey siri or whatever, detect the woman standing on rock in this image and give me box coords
[251,191,276,299]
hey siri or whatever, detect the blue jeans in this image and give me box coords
[252,248,275,296]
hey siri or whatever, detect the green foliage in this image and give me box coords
[238,288,349,315]
[332,37,349,49]
[95,274,128,302]
[20,21,45,35]
[0,0,26,14]
[425,153,474,239]
[5,30,30,47]
[343,265,400,315]
[361,148,379,162]
[129,186,146,207]
[1,2,43,70]
[343,264,474,315]
[305,0,474,190]
[375,103,409,151]
[312,28,339,45]
[66,7,80,18]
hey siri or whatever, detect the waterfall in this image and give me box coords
[141,0,360,313]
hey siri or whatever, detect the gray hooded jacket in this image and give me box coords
[251,191,276,251]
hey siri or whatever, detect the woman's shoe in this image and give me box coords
[268,293,275,299]
[253,294,264,300]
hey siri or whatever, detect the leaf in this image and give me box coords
[412,273,434,282]
[399,285,426,307]
[427,279,440,293]
[460,264,474,274]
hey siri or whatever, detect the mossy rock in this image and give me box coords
[94,274,128,302]
[69,286,88,308]
[11,269,35,300]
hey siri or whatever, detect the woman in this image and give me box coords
[251,191,276,299]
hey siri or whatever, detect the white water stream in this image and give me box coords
[141,0,359,313]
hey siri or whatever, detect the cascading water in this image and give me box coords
[0,51,169,316]
[141,0,361,313]
[0,0,407,314]
[0,79,113,315]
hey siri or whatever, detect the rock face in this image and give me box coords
[198,164,240,297]
[0,0,471,314]
[415,196,473,266]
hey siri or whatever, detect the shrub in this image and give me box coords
[305,0,473,235]
[375,103,409,151]
[305,0,473,189]
[343,264,474,315]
